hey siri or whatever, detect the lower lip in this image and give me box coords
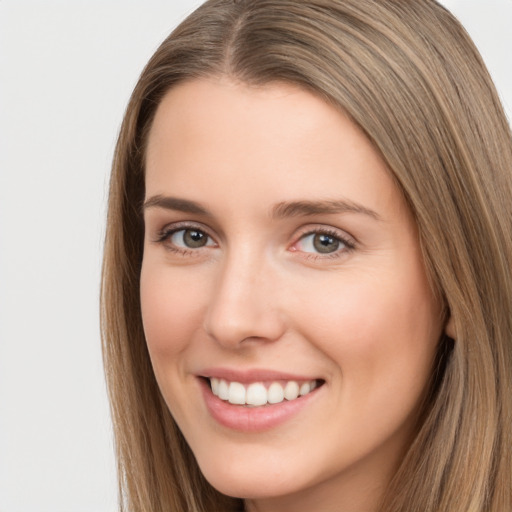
[199,379,322,432]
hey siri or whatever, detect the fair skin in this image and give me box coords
[141,78,445,512]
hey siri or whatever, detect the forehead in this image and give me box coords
[144,78,408,223]
[145,78,348,164]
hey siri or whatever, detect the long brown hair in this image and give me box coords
[101,1,512,510]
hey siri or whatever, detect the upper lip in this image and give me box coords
[198,367,321,383]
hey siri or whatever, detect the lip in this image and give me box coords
[199,367,319,384]
[198,368,324,432]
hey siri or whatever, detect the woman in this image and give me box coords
[101,1,512,511]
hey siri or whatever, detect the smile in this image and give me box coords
[199,369,325,431]
[209,378,321,407]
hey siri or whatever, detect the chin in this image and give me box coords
[196,452,304,500]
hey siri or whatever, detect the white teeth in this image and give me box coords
[218,379,229,400]
[211,377,219,395]
[246,383,267,406]
[228,382,246,405]
[284,381,299,400]
[209,378,319,406]
[299,382,311,396]
[268,382,285,404]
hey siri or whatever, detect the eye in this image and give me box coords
[153,223,218,256]
[293,229,354,256]
[168,228,215,249]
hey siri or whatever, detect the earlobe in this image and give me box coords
[445,315,456,340]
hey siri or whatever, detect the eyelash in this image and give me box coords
[154,223,216,256]
[292,228,356,260]
[153,223,356,259]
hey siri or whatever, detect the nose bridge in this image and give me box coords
[204,243,285,347]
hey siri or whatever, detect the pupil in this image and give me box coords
[313,234,339,254]
[184,230,207,248]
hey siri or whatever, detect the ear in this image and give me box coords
[445,314,456,339]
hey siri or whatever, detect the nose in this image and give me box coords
[203,250,286,349]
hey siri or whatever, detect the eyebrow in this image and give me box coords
[271,199,381,221]
[143,195,381,221]
[143,195,210,216]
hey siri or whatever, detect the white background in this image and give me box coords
[0,1,510,511]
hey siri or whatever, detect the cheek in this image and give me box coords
[290,266,441,394]
[140,261,206,358]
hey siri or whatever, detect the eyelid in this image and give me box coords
[153,221,218,250]
[154,220,213,237]
[293,224,356,244]
[150,221,356,259]
[289,224,357,256]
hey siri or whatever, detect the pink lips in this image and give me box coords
[198,368,323,432]
[200,367,317,383]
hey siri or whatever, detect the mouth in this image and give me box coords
[198,371,326,431]
[204,377,324,407]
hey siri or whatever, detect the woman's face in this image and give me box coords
[141,78,445,511]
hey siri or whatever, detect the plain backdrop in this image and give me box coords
[0,1,510,511]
